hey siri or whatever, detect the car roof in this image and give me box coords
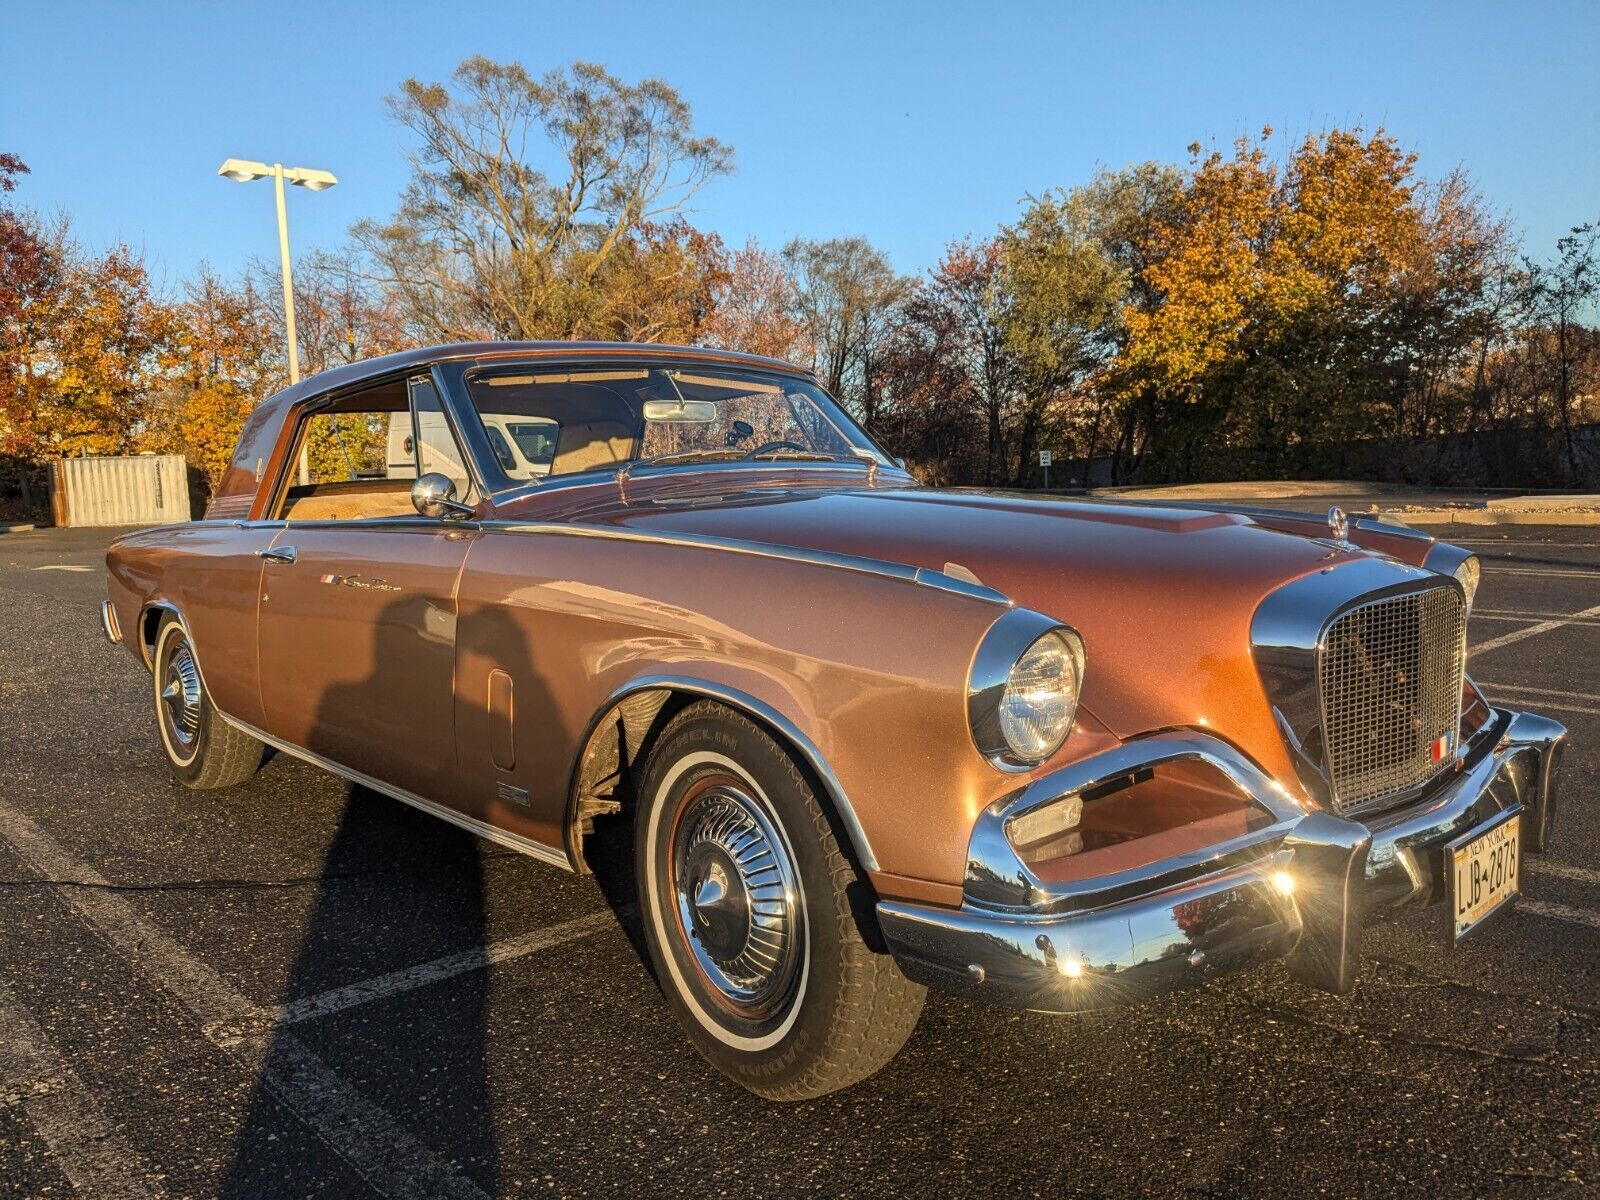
[272,341,814,410]
[207,342,819,519]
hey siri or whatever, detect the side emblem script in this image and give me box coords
[318,573,402,593]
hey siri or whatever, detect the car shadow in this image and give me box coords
[217,589,532,1197]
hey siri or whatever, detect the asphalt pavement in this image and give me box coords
[0,524,1596,1198]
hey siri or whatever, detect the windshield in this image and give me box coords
[461,364,881,483]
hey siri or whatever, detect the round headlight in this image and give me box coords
[1452,556,1480,610]
[998,632,1081,761]
[968,612,1086,769]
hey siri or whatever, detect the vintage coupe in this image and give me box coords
[103,342,1567,1099]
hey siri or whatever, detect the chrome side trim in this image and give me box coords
[479,521,1011,607]
[100,598,121,644]
[220,713,572,871]
[575,674,880,873]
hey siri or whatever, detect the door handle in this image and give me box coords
[256,546,297,564]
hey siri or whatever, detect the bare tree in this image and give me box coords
[782,236,907,421]
[1522,223,1599,481]
[355,58,733,342]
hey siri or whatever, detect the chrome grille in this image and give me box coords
[1318,585,1466,813]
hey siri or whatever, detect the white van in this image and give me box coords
[387,412,558,482]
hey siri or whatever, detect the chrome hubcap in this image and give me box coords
[161,639,202,753]
[671,778,803,1021]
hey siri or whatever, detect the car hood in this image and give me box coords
[577,483,1361,762]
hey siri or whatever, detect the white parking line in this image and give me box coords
[1472,613,1600,629]
[1483,566,1600,579]
[1479,682,1600,716]
[0,984,159,1200]
[1529,861,1600,889]
[1520,899,1600,930]
[1468,604,1600,655]
[1476,606,1600,624]
[1451,539,1600,548]
[263,909,614,1031]
[0,799,489,1200]
[1480,682,1600,704]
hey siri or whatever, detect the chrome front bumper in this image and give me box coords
[878,708,1566,1013]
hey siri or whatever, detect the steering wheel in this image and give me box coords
[745,440,807,459]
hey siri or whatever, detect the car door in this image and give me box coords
[256,375,479,804]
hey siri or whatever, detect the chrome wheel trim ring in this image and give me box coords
[644,751,810,1050]
[158,630,203,763]
[669,773,805,1023]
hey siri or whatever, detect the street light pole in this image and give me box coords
[218,158,337,485]
[271,164,300,386]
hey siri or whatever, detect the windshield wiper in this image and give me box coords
[617,448,744,483]
[614,448,745,489]
[744,448,858,463]
[618,447,882,491]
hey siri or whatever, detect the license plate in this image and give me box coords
[1447,809,1521,943]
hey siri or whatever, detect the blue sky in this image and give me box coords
[2,0,1596,290]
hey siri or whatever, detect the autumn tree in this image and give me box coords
[1003,166,1178,482]
[357,57,733,342]
[600,219,729,344]
[1522,224,1598,479]
[702,239,812,362]
[0,157,56,459]
[872,239,1017,483]
[1107,128,1514,481]
[135,268,282,487]
[40,242,182,456]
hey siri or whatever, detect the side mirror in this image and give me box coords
[411,472,475,521]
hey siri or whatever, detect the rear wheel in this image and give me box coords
[152,614,263,789]
[635,701,925,1100]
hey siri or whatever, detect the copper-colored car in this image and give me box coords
[103,342,1568,1099]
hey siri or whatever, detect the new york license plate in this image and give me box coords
[1447,809,1521,943]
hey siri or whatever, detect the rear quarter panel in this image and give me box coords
[106,522,273,729]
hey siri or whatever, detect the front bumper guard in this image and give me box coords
[877,708,1565,1013]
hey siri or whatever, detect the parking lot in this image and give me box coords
[1,523,1596,1199]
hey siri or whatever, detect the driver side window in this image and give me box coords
[274,377,472,521]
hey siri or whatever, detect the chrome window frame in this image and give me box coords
[432,356,905,505]
[259,364,486,524]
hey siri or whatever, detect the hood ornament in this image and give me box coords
[1327,505,1349,543]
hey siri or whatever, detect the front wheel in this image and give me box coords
[635,702,925,1100]
[151,615,264,789]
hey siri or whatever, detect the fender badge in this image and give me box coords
[497,782,530,808]
[1327,505,1349,543]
